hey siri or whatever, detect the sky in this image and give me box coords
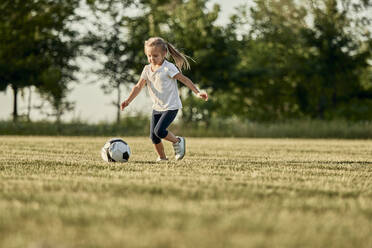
[0,0,246,123]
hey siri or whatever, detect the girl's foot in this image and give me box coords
[172,136,185,160]
[156,157,169,162]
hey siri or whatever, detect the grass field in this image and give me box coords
[0,136,372,248]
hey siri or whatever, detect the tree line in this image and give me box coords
[0,0,371,124]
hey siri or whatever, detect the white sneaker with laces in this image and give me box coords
[173,136,185,160]
[156,157,168,162]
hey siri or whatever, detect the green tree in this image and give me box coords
[230,0,308,120]
[0,0,82,122]
[232,0,372,120]
[298,0,372,119]
[89,0,136,124]
[167,0,240,125]
[36,66,75,124]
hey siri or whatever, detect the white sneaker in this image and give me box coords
[173,136,185,160]
[156,157,168,162]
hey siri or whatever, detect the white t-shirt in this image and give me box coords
[140,60,183,111]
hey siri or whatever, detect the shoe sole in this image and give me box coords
[176,137,186,160]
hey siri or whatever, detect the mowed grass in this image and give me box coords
[0,136,371,248]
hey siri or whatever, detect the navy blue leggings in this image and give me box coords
[150,109,179,144]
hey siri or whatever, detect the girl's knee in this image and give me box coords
[154,127,168,139]
[150,132,161,144]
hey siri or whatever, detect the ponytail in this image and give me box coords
[166,42,192,71]
[145,37,193,71]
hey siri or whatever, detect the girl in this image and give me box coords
[120,37,208,161]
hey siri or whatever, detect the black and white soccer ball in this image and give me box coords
[101,138,131,162]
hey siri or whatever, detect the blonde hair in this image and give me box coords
[144,37,192,71]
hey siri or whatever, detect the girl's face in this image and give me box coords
[145,46,166,66]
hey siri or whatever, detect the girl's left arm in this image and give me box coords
[174,73,208,101]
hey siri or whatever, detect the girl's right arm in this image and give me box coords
[120,78,147,111]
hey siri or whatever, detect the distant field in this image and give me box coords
[0,136,371,248]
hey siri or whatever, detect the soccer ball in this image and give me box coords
[101,138,131,162]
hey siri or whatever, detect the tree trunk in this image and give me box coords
[27,87,32,122]
[11,84,18,122]
[116,84,121,124]
[56,107,62,134]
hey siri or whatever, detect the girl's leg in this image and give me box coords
[163,131,180,143]
[154,142,166,159]
[151,110,176,159]
[153,110,185,160]
[153,110,178,141]
[164,131,185,160]
[150,110,162,145]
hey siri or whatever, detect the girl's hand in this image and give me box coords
[120,100,129,111]
[197,92,209,101]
